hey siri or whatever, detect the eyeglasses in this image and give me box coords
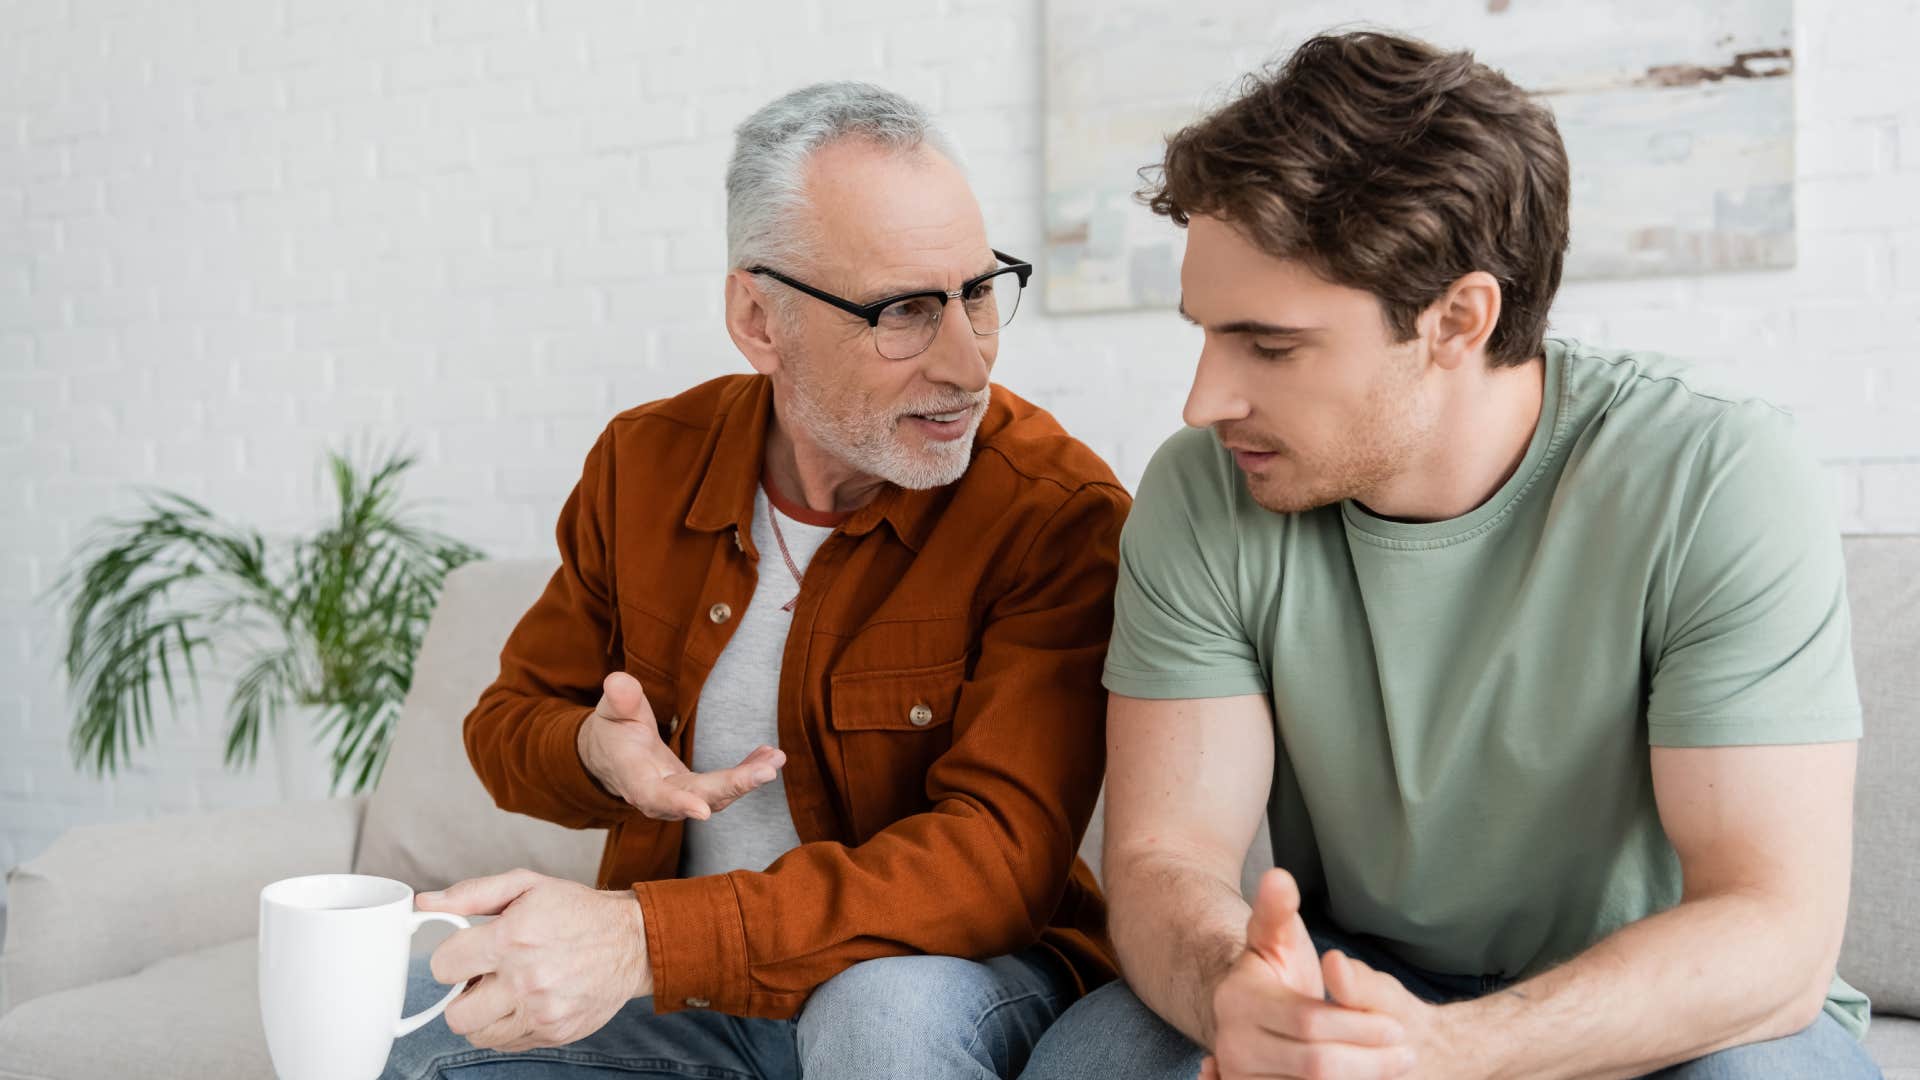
[747,249,1032,361]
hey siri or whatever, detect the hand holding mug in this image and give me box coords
[418,869,650,1052]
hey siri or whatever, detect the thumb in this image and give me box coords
[1245,868,1311,963]
[416,870,542,917]
[599,671,654,723]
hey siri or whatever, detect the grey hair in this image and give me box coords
[725,81,965,278]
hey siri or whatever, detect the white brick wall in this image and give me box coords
[3,0,1917,885]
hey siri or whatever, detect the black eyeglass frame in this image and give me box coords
[746,249,1033,333]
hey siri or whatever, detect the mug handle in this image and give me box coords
[395,910,473,1038]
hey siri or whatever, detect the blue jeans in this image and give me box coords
[379,947,1070,1079]
[1018,923,1882,1080]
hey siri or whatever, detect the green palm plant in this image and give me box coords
[48,440,485,794]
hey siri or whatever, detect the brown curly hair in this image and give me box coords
[1143,31,1570,367]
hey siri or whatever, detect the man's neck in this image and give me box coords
[1358,355,1546,524]
[762,413,888,516]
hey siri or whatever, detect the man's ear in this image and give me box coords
[1421,270,1501,372]
[725,270,784,377]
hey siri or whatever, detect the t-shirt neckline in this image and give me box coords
[761,475,852,529]
[1340,339,1570,550]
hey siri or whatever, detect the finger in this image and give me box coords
[725,744,784,782]
[672,758,781,810]
[428,922,501,986]
[1217,1025,1413,1080]
[1198,1055,1218,1080]
[627,756,716,820]
[466,1008,534,1052]
[700,747,786,811]
[417,869,543,918]
[736,744,787,771]
[1323,950,1415,1015]
[1254,995,1406,1048]
[1269,1040,1416,1080]
[442,972,514,1040]
[597,671,656,724]
[1323,948,1360,1007]
[637,786,715,821]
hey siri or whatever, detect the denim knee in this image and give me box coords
[1018,980,1204,1080]
[796,953,1062,1079]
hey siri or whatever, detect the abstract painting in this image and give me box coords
[1043,0,1796,313]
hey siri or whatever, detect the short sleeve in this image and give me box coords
[1103,427,1270,700]
[1646,403,1862,747]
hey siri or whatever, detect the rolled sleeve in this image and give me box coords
[634,874,752,1015]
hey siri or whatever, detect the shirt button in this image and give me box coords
[731,528,743,552]
[709,602,732,624]
[684,996,710,1009]
[665,714,681,737]
[908,704,933,727]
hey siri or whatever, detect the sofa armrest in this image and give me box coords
[1,795,367,1016]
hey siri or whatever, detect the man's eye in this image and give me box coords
[1250,343,1294,361]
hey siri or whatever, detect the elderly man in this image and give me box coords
[378,82,1126,1080]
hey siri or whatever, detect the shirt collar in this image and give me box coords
[684,375,769,538]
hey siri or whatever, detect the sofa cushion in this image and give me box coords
[0,931,1903,1079]
[2,796,362,1015]
[1838,536,1920,1018]
[1867,1015,1920,1080]
[353,559,605,892]
[0,937,271,1080]
[0,925,473,1080]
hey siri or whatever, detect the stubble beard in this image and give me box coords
[1232,357,1429,515]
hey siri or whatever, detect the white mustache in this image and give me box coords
[900,396,985,418]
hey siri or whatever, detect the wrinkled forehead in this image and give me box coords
[797,139,993,296]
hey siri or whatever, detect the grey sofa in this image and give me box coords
[3,540,1916,1078]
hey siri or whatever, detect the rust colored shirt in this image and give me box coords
[464,373,1128,1019]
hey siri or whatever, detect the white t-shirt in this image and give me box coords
[679,484,836,879]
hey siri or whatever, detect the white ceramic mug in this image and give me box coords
[259,873,470,1080]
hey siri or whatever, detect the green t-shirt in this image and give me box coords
[1105,337,1869,1036]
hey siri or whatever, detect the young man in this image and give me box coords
[1022,30,1877,1080]
[379,83,1127,1080]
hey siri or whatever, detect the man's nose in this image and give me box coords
[920,298,990,394]
[1182,342,1249,429]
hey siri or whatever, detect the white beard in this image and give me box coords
[781,357,987,490]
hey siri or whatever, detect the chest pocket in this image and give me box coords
[827,656,967,840]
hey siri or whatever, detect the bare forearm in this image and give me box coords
[1106,850,1254,1047]
[1449,893,1835,1079]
